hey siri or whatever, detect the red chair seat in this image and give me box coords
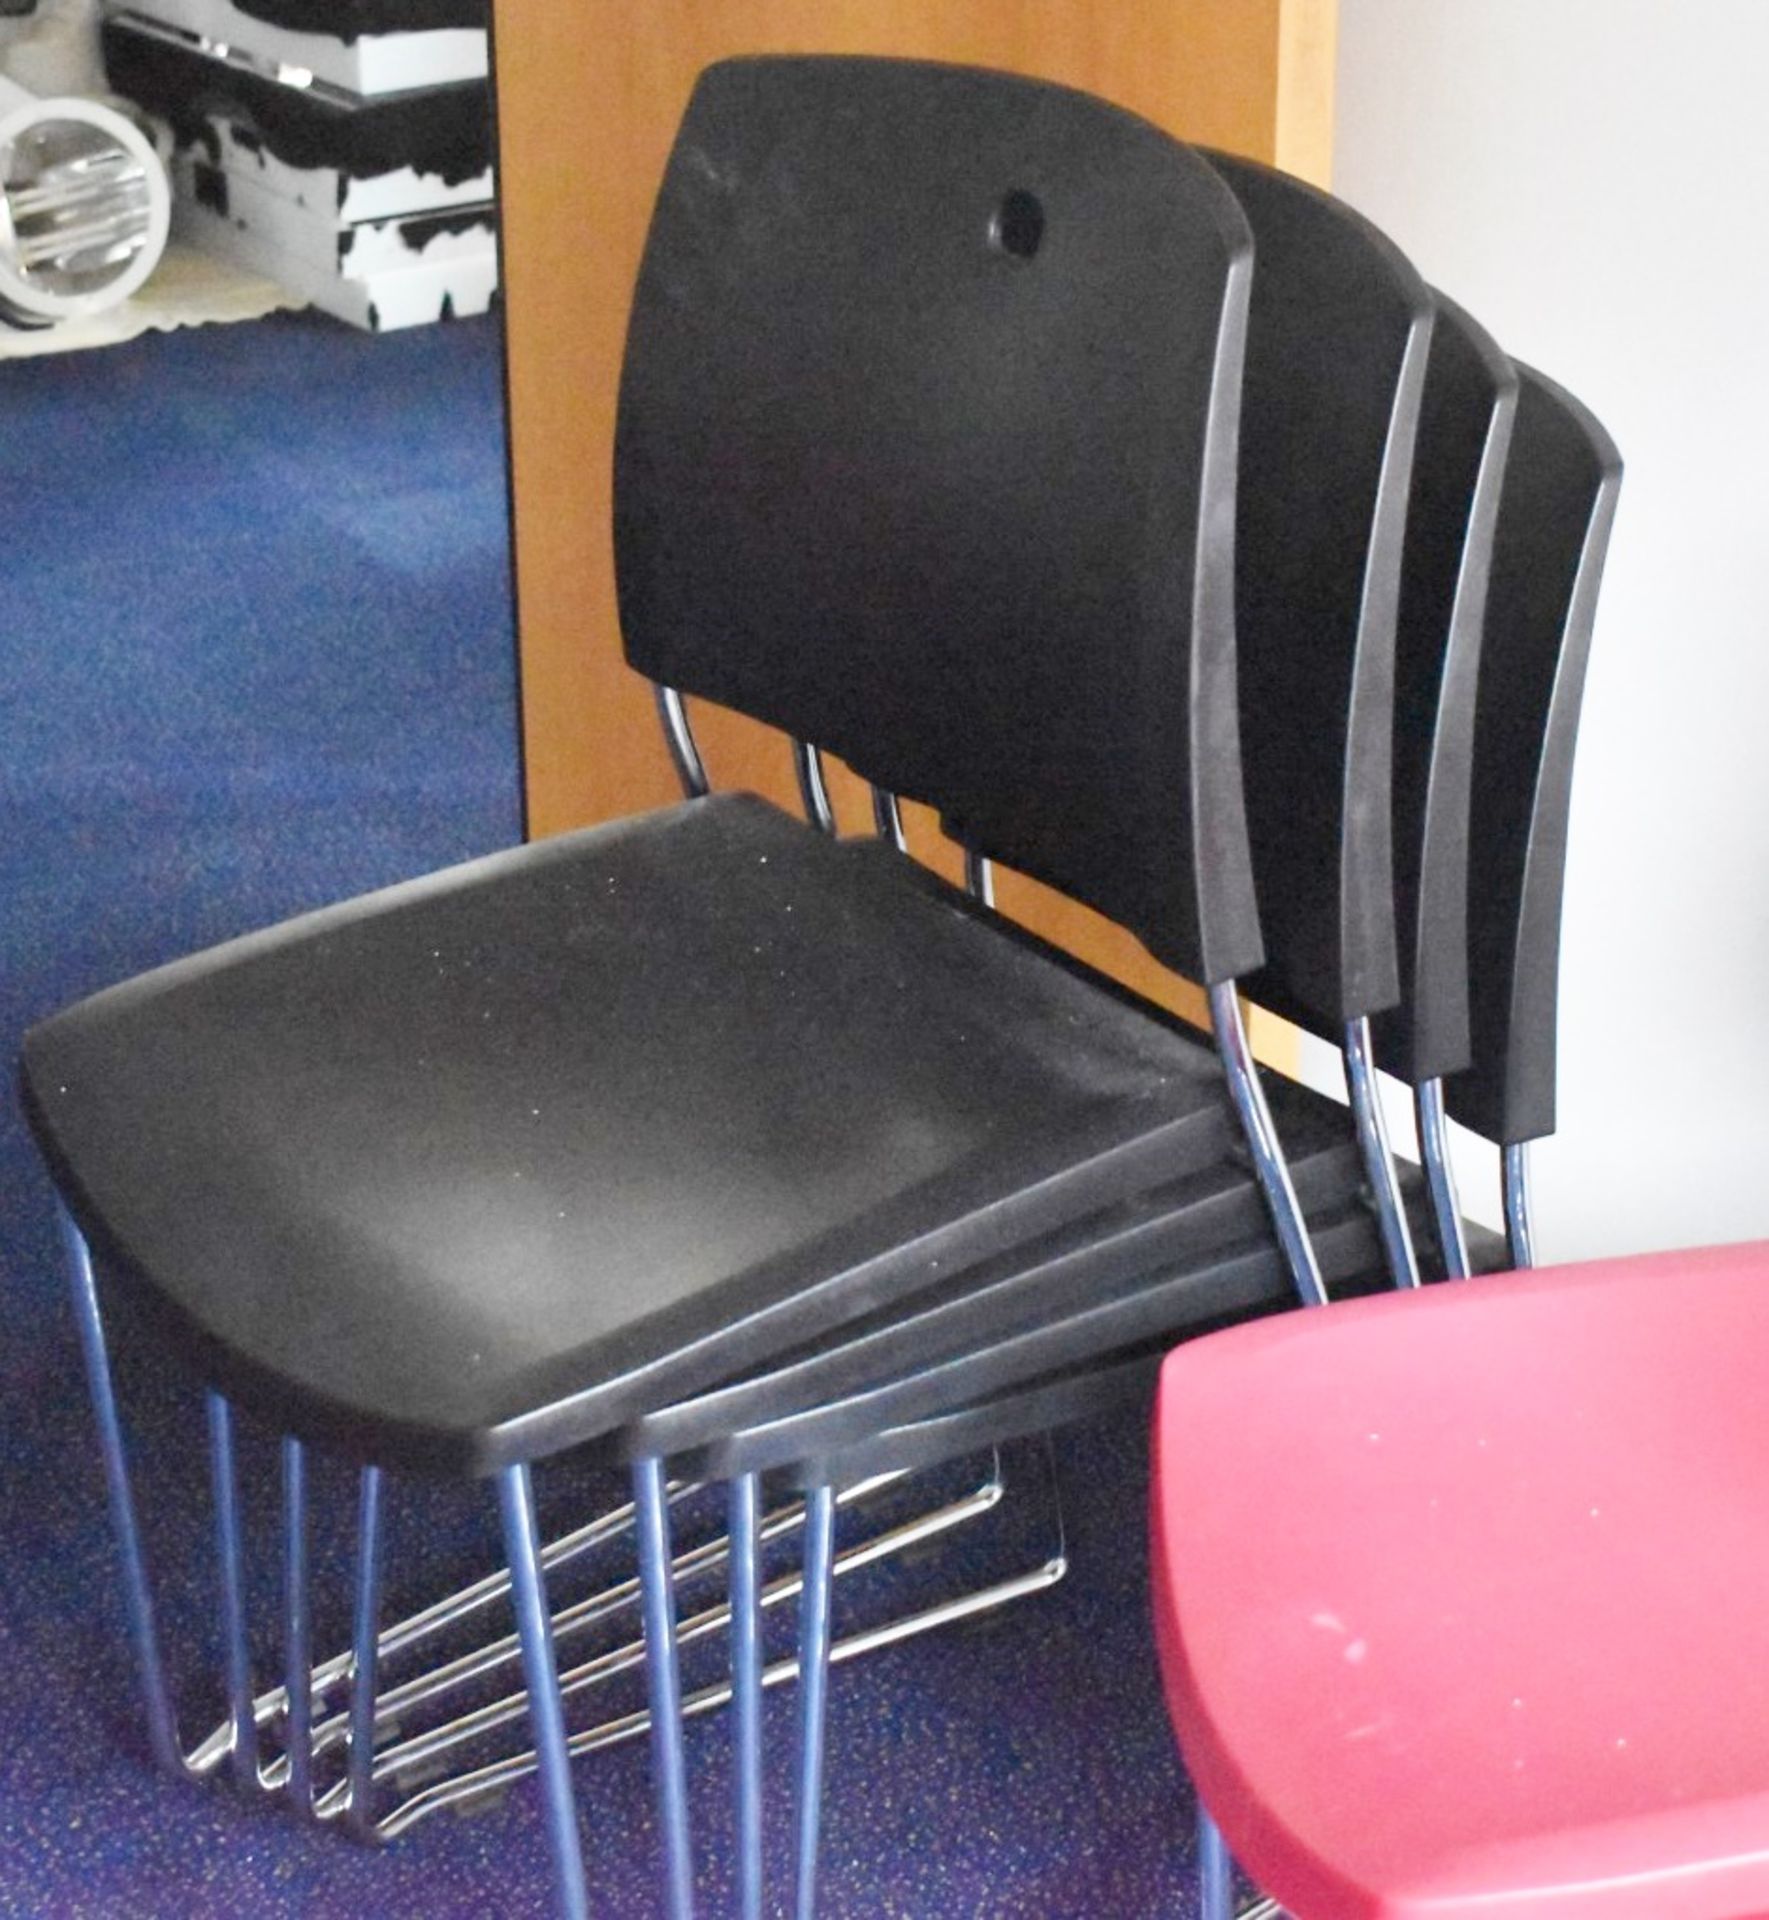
[1152,1240,1769,1919]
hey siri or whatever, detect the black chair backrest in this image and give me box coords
[614,56,1264,989]
[1374,293,1519,1086]
[1448,365,1622,1146]
[1202,150,1434,1033]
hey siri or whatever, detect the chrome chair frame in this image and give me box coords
[68,1200,1061,1845]
[59,674,1086,1920]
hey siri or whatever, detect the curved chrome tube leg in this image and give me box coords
[1414,1078,1470,1279]
[729,1472,764,1920]
[207,1392,258,1785]
[59,1203,193,1779]
[363,1456,1045,1841]
[1207,985,1328,1308]
[1502,1141,1535,1269]
[870,786,906,852]
[963,849,994,907]
[347,1466,385,1841]
[634,1456,696,1920]
[1343,1017,1421,1289]
[1198,1800,1234,1920]
[283,1436,314,1816]
[794,1484,837,1920]
[654,684,709,799]
[791,740,836,835]
[499,1463,590,1920]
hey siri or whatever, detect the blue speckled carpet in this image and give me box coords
[0,311,1200,1917]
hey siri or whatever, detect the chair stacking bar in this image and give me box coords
[25,56,1314,1919]
[292,1468,1006,1831]
[1161,360,1622,1919]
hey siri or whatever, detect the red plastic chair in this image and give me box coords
[1152,1238,1769,1919]
[1150,331,1656,1920]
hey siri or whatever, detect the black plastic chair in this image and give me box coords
[685,348,1618,1920]
[607,128,1468,1920]
[625,236,1513,1916]
[23,55,1334,1920]
[1447,364,1623,1263]
[1182,358,1621,1920]
[1373,293,1518,1274]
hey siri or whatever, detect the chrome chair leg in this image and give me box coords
[498,1463,590,1920]
[1207,983,1328,1308]
[283,1436,314,1816]
[59,1204,195,1781]
[1198,1800,1233,1920]
[1414,1076,1470,1278]
[792,740,836,834]
[870,786,906,851]
[1343,1015,1421,1288]
[634,1455,697,1920]
[207,1390,259,1786]
[794,1484,837,1920]
[729,1471,765,1920]
[655,684,709,800]
[1503,1140,1534,1268]
[347,1466,384,1840]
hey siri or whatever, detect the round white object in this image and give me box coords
[0,77,171,324]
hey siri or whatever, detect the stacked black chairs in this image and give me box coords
[22,55,1374,1920]
[1163,365,1621,1920]
[657,343,1609,1920]
[1448,366,1622,1267]
[619,158,1528,1919]
[791,356,1617,1920]
[1373,293,1518,1277]
[21,51,1621,1920]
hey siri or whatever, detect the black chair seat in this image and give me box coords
[23,792,1239,1473]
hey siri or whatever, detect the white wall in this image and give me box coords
[1327,0,1769,1259]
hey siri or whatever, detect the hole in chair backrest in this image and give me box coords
[990,189,1044,259]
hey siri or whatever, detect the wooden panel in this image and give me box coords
[493,0,1336,1048]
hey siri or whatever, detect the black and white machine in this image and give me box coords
[102,0,495,331]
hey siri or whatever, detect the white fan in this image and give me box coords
[0,67,169,327]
